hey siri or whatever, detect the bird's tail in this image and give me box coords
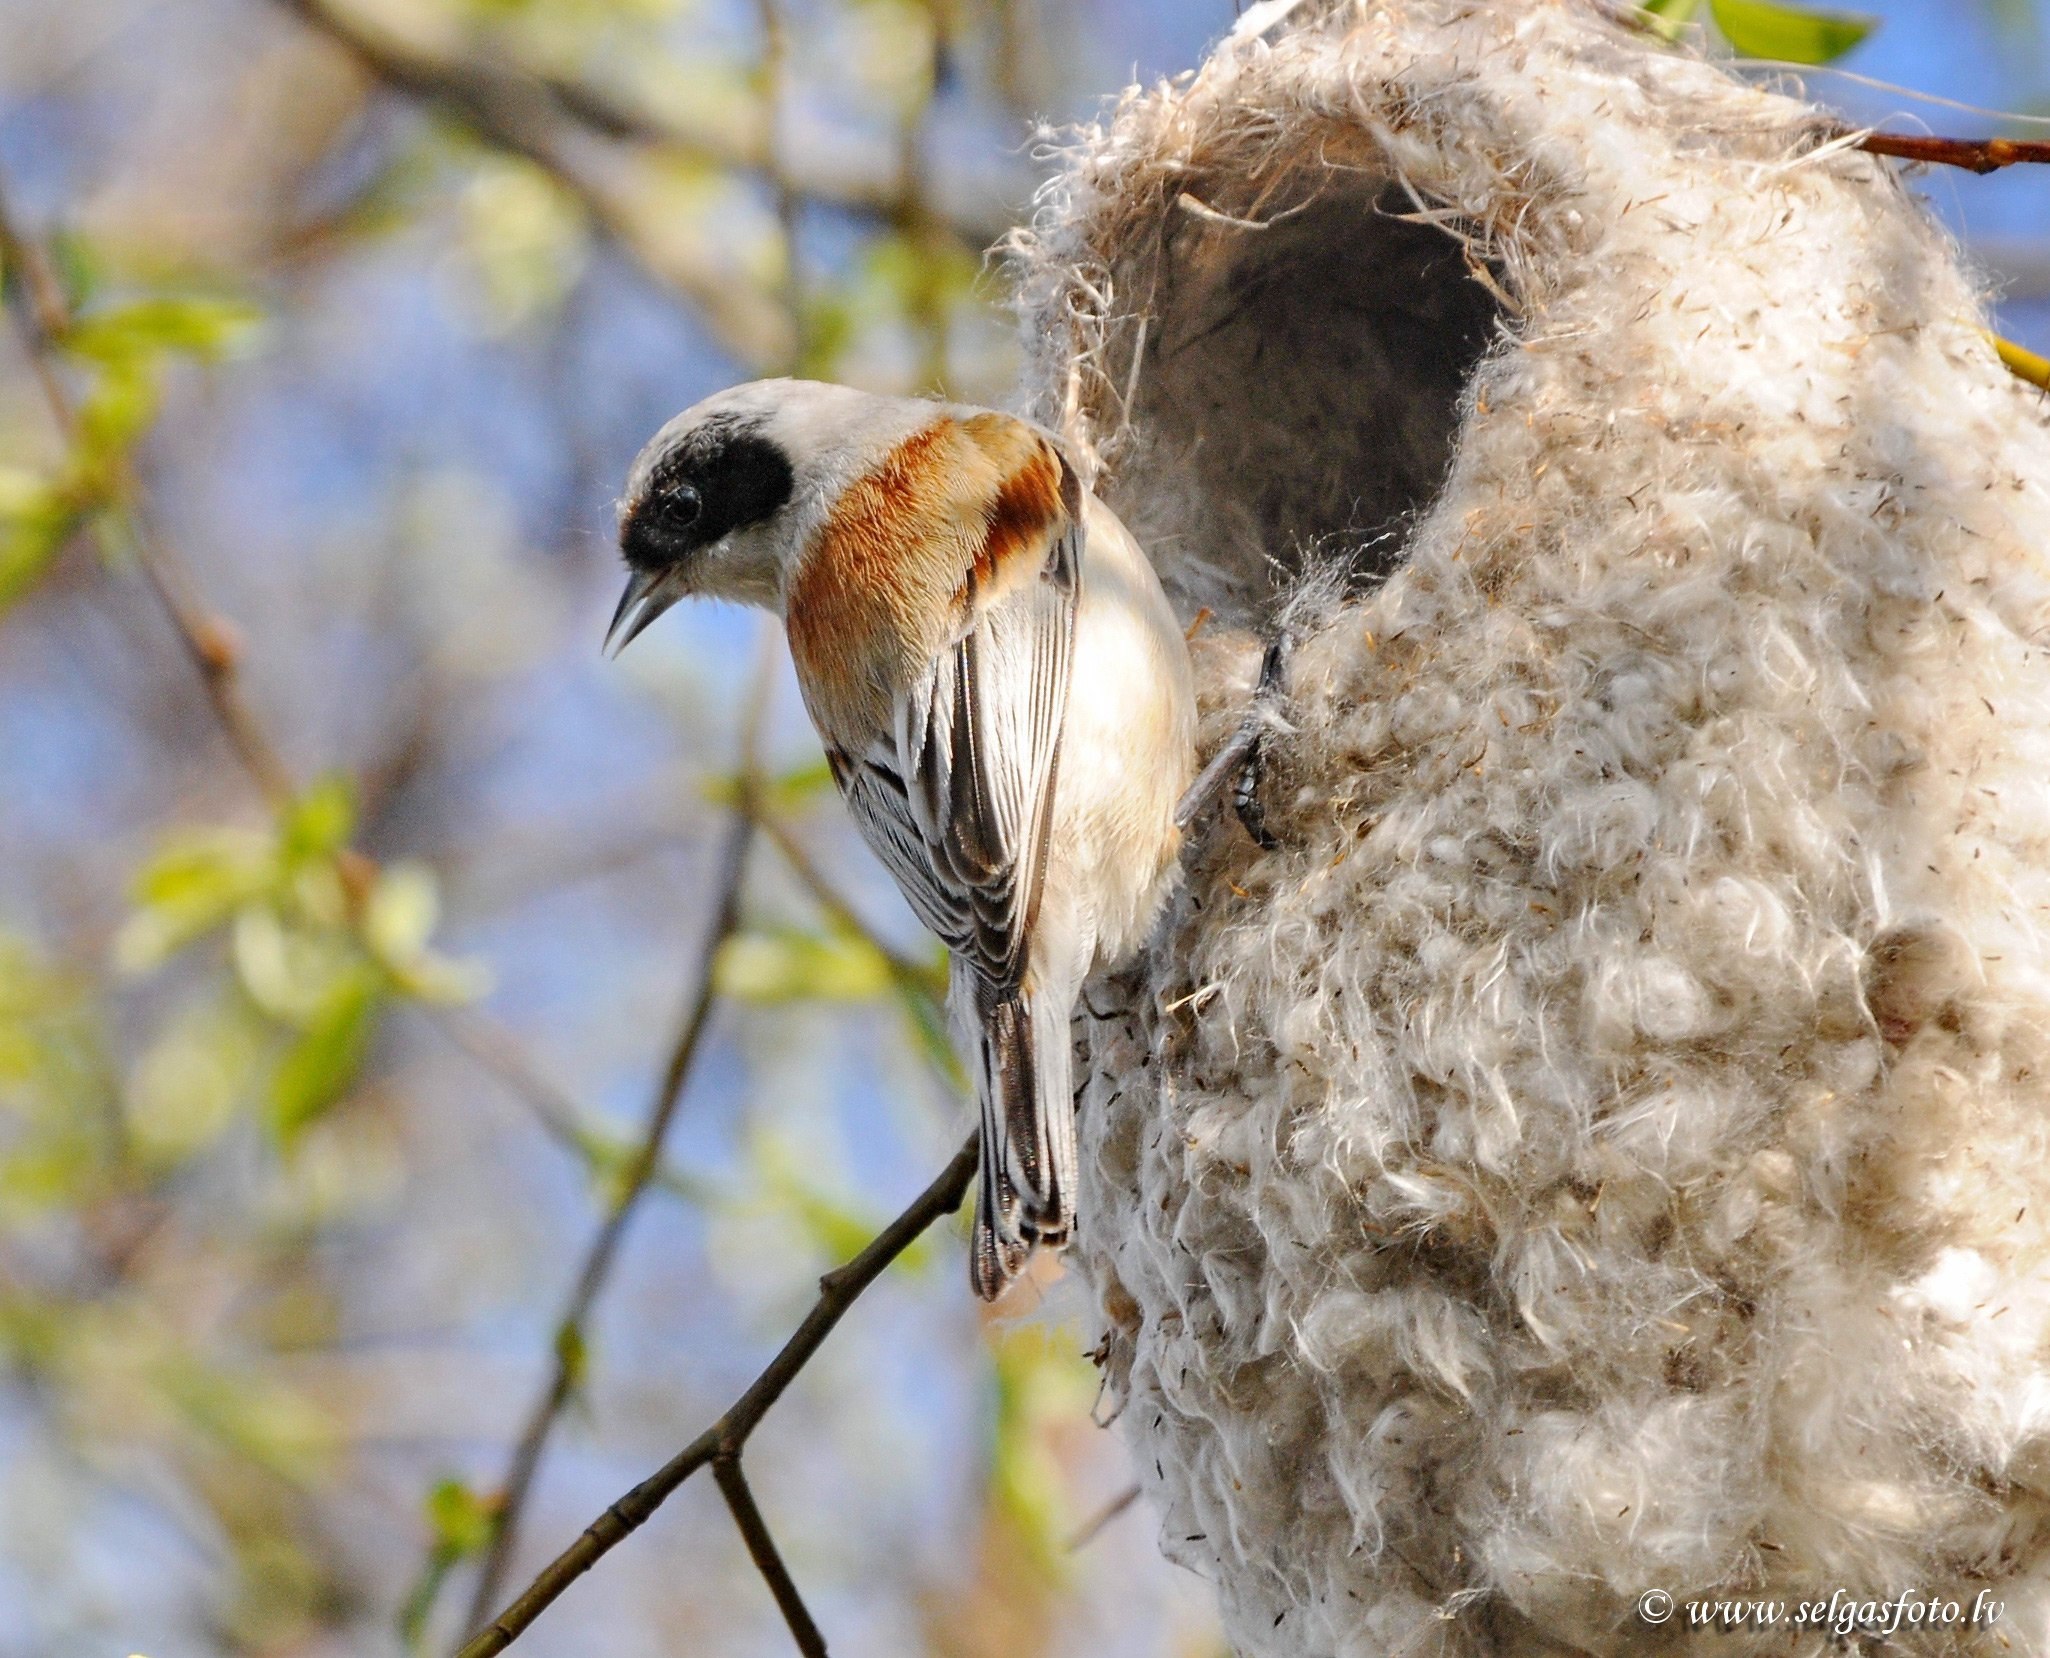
[969,989,1076,1302]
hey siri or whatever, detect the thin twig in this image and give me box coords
[1065,1483,1141,1552]
[756,813,931,988]
[267,0,791,367]
[267,0,1014,244]
[424,1006,709,1205]
[458,645,773,1633]
[455,1132,979,1658]
[0,173,297,808]
[457,807,755,1632]
[713,1455,828,1658]
[1850,131,2050,174]
[753,0,806,373]
[265,0,1012,370]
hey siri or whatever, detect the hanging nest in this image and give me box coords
[1008,2,2050,1653]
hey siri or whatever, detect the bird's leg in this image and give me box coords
[1175,625,1295,850]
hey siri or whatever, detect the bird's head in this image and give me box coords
[607,377,924,655]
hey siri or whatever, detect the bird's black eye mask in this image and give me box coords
[622,415,796,574]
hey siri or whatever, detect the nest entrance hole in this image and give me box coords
[1110,180,1506,621]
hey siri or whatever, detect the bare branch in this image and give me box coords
[268,0,791,366]
[264,0,1020,372]
[756,813,933,990]
[713,1455,828,1658]
[753,0,806,373]
[1849,130,2050,174]
[424,1006,709,1205]
[460,730,766,1630]
[0,171,298,809]
[1065,1483,1141,1552]
[455,1131,979,1658]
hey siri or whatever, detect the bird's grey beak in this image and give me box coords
[605,567,682,658]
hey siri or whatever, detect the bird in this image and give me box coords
[607,379,1199,1299]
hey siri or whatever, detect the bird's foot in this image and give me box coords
[1176,625,1295,850]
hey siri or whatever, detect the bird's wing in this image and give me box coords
[828,462,1080,995]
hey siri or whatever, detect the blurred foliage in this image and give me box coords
[116,776,486,1148]
[0,283,259,606]
[0,0,1179,1648]
[1645,0,1879,58]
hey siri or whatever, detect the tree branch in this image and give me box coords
[0,172,298,809]
[1849,130,2050,174]
[713,1455,828,1658]
[426,1006,711,1205]
[459,656,771,1631]
[455,1131,979,1658]
[1064,1482,1141,1553]
[263,0,1018,371]
[267,0,791,365]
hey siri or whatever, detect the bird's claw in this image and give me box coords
[1176,624,1296,849]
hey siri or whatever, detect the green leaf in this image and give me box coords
[0,468,81,609]
[269,967,383,1145]
[73,358,160,472]
[116,829,274,971]
[365,862,490,1004]
[280,774,356,865]
[715,928,895,1002]
[399,1478,500,1648]
[1638,0,1702,38]
[62,295,262,365]
[127,992,264,1167]
[1708,0,1876,60]
[424,1477,498,1557]
[701,756,837,811]
[364,862,439,965]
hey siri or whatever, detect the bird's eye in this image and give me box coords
[656,481,703,530]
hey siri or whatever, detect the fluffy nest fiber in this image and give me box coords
[1007,1,2050,1653]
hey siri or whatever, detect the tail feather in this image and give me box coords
[971,1131,1030,1302]
[968,989,1077,1300]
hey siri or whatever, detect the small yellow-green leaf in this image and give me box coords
[1638,0,1702,38]
[387,946,492,1007]
[235,905,348,1020]
[116,830,273,971]
[62,296,263,365]
[715,928,895,1002]
[127,992,264,1167]
[553,1321,588,1392]
[74,358,159,470]
[0,467,81,609]
[270,968,383,1145]
[280,775,356,864]
[424,1477,498,1557]
[701,757,837,811]
[364,862,439,965]
[1708,0,1875,61]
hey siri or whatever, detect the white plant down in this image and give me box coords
[1007,2,2050,1652]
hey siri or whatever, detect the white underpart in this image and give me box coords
[1005,1,2050,1654]
[1039,492,1197,978]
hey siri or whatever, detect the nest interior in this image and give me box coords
[1118,180,1504,612]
